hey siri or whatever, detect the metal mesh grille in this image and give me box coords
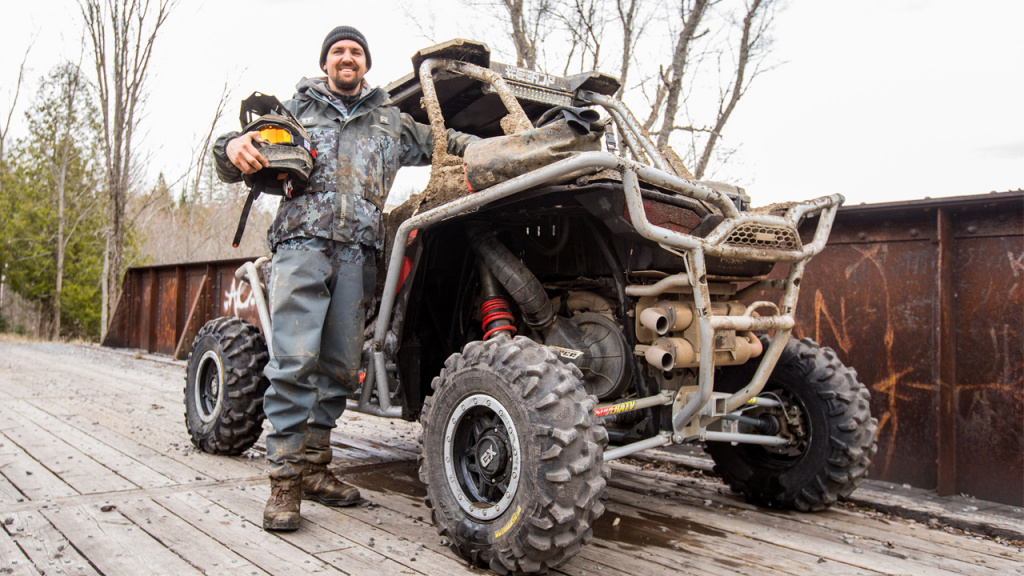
[724,223,802,250]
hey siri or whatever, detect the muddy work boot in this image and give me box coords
[302,464,361,506]
[263,477,302,531]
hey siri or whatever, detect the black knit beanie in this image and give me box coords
[319,26,372,70]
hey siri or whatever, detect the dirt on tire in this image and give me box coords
[706,336,878,511]
[183,316,270,455]
[418,335,609,574]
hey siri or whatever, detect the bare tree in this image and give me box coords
[0,43,32,325]
[131,81,273,266]
[554,0,606,76]
[691,0,775,179]
[1,43,33,167]
[506,0,544,69]
[180,82,232,260]
[614,0,650,98]
[79,0,175,340]
[470,0,777,181]
[465,0,555,70]
[396,0,441,44]
[650,0,710,149]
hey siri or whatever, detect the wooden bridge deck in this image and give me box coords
[0,339,1020,575]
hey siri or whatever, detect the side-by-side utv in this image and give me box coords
[183,39,877,575]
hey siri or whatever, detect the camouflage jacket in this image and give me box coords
[214,77,477,251]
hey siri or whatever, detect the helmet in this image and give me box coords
[238,92,315,198]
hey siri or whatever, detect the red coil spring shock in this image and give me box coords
[481,297,517,340]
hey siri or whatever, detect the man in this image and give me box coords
[213,26,477,531]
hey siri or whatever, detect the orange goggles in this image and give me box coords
[258,125,294,145]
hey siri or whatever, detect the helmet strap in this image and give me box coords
[232,181,264,248]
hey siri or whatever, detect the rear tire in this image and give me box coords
[184,317,269,455]
[706,336,877,511]
[420,335,608,574]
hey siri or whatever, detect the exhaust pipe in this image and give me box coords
[644,337,696,371]
[643,333,763,371]
[639,301,693,335]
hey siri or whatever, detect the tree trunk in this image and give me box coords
[694,0,764,180]
[80,0,173,338]
[502,0,540,69]
[656,0,708,150]
[615,0,640,98]
[100,233,109,341]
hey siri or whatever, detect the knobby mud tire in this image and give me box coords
[184,317,269,455]
[419,335,609,575]
[706,336,878,512]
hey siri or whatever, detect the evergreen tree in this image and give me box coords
[0,62,107,339]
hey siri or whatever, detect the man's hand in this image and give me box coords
[226,131,270,174]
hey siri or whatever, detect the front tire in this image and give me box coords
[184,317,270,455]
[420,335,608,574]
[706,336,877,511]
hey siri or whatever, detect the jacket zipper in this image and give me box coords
[308,87,379,128]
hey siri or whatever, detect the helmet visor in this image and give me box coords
[259,126,293,145]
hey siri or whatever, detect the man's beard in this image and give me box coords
[330,70,362,93]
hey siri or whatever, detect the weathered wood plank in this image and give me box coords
[0,345,183,408]
[852,482,1024,541]
[607,474,935,574]
[0,449,28,508]
[2,510,102,576]
[211,482,474,576]
[38,408,221,486]
[606,484,975,576]
[0,522,38,576]
[0,402,139,495]
[335,413,421,452]
[2,340,1018,576]
[0,360,181,436]
[117,497,272,576]
[7,366,391,479]
[610,459,1021,571]
[4,398,175,491]
[153,490,351,575]
[0,427,78,501]
[595,500,841,576]
[42,504,204,576]
[635,447,1024,543]
[14,389,264,482]
[796,505,1023,572]
[327,427,418,462]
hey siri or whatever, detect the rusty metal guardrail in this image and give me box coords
[102,258,262,360]
[791,190,1022,506]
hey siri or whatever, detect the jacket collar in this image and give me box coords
[296,77,389,119]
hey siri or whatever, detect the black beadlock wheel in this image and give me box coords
[419,335,609,575]
[184,316,270,455]
[706,336,878,512]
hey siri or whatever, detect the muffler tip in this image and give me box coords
[644,344,675,371]
[639,307,670,335]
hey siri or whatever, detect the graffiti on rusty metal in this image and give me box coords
[805,243,939,481]
[223,277,255,316]
[1010,251,1024,277]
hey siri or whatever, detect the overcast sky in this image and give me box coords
[3,0,1021,208]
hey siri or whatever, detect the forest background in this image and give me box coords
[1,0,1019,342]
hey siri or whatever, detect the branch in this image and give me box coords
[694,0,772,179]
[188,81,231,203]
[672,124,718,135]
[655,0,709,149]
[1,40,35,164]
